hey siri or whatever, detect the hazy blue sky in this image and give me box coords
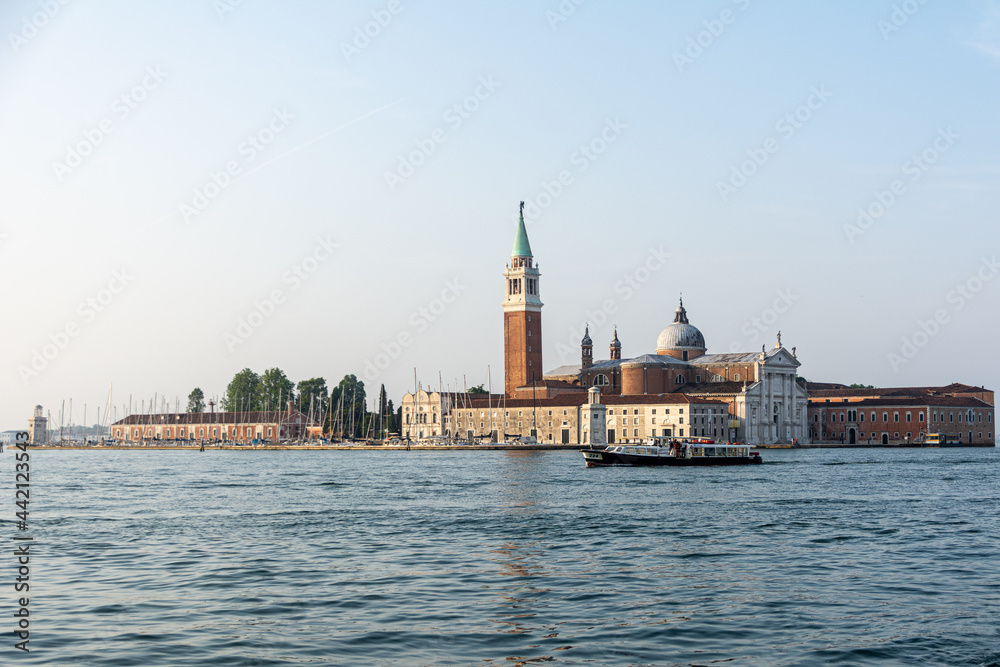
[2,0,998,428]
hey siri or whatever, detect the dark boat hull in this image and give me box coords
[582,448,762,467]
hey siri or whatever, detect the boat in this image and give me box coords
[582,437,762,467]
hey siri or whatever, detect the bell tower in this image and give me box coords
[503,202,543,396]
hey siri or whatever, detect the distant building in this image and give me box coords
[110,403,316,443]
[806,383,995,445]
[0,431,24,446]
[27,406,47,445]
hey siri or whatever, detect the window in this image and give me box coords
[859,412,865,422]
[633,409,639,415]
[919,413,924,422]
[634,429,639,437]
[696,375,701,383]
[894,412,899,422]
[949,412,954,423]
[871,412,876,422]
[734,374,740,381]
[883,412,888,423]
[594,374,609,387]
[676,375,685,384]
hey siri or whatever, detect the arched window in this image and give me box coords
[593,375,609,387]
[675,375,685,385]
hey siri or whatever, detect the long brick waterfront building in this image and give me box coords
[111,404,316,443]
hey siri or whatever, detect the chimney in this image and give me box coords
[287,400,293,416]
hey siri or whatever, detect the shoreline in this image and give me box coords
[25,443,996,451]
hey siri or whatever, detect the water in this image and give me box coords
[6,447,1000,666]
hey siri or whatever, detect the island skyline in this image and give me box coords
[3,2,999,430]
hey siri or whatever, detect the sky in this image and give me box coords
[1,0,998,429]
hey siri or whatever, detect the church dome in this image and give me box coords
[655,298,706,356]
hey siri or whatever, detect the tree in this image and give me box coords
[376,384,390,438]
[468,384,487,394]
[331,374,366,438]
[187,387,205,413]
[297,377,329,419]
[849,383,875,389]
[386,399,396,434]
[224,369,261,412]
[260,367,295,412]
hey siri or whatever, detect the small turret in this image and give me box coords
[610,328,622,360]
[581,325,593,369]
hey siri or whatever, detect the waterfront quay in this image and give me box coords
[30,441,994,452]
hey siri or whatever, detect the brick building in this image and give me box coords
[111,404,316,443]
[806,383,995,445]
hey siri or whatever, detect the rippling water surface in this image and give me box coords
[7,447,1000,665]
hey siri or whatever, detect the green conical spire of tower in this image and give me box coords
[511,201,533,257]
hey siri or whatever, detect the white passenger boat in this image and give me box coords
[582,437,762,467]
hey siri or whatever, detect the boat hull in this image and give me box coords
[582,448,762,467]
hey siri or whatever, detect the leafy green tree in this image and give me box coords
[386,399,396,434]
[224,369,261,411]
[297,377,329,417]
[468,384,487,394]
[186,387,206,413]
[375,384,390,437]
[849,383,875,389]
[331,374,366,437]
[260,367,295,412]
